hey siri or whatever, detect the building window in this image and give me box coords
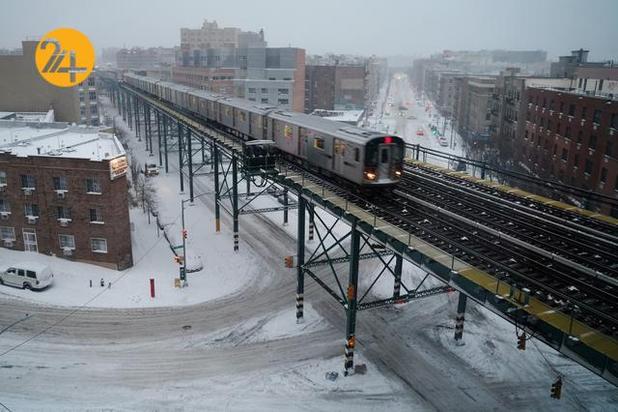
[0,171,6,186]
[248,98,256,102]
[278,99,289,105]
[87,76,95,87]
[589,135,597,150]
[600,168,608,183]
[86,178,102,194]
[90,238,108,253]
[277,88,288,95]
[24,203,39,218]
[568,104,575,116]
[611,114,618,129]
[57,206,72,220]
[606,141,614,158]
[581,106,587,119]
[574,154,579,168]
[59,234,76,250]
[20,175,36,189]
[89,208,103,223]
[88,91,96,100]
[248,88,256,94]
[559,102,564,113]
[0,226,15,241]
[584,159,592,175]
[592,109,602,124]
[561,149,568,161]
[577,131,583,144]
[90,105,98,115]
[0,199,9,213]
[53,176,68,191]
[261,98,268,103]
[599,79,604,90]
[261,88,268,94]
[565,127,571,139]
[79,94,85,103]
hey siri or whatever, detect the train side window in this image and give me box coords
[240,112,246,122]
[314,138,325,150]
[354,148,360,162]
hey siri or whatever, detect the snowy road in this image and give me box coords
[0,86,616,411]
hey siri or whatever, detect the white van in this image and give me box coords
[0,262,54,290]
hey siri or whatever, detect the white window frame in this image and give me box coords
[0,199,9,213]
[0,171,6,185]
[86,177,102,194]
[90,238,108,254]
[59,234,76,250]
[0,226,16,241]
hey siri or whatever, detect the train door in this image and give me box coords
[333,139,345,175]
[299,127,308,159]
[377,144,391,180]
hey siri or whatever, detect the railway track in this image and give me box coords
[405,161,618,242]
[397,169,618,282]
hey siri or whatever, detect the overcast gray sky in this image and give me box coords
[1,0,617,60]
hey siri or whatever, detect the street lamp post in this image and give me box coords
[179,191,212,287]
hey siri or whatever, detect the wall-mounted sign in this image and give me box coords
[109,155,128,180]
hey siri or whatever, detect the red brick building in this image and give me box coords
[0,121,132,269]
[519,88,618,216]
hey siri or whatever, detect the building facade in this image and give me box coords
[116,47,177,70]
[454,76,496,144]
[0,121,132,269]
[518,84,618,215]
[0,41,99,125]
[304,65,366,113]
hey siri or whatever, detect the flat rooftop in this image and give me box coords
[0,120,125,161]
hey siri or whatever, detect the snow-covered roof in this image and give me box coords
[310,109,364,124]
[0,120,125,161]
[0,109,55,122]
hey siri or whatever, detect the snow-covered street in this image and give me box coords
[0,82,616,411]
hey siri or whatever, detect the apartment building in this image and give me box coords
[0,121,132,269]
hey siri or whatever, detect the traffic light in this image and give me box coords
[517,332,526,350]
[550,376,562,399]
[182,229,188,239]
[284,256,294,268]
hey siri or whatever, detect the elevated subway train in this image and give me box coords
[123,73,404,187]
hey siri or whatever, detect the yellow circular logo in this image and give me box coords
[35,28,95,88]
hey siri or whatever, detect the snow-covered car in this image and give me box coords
[0,262,53,290]
[144,163,159,176]
[438,137,449,147]
[416,128,425,136]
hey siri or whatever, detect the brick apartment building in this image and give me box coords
[519,88,618,215]
[304,65,366,113]
[0,121,132,269]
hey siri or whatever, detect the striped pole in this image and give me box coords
[308,207,314,242]
[393,255,403,299]
[454,293,467,342]
[296,197,306,323]
[296,293,304,324]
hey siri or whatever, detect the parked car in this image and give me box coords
[416,128,425,136]
[144,163,159,176]
[0,262,53,290]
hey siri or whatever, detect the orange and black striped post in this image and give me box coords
[344,219,360,376]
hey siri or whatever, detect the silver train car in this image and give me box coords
[124,73,404,186]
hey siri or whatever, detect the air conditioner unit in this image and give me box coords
[58,218,71,227]
[27,216,38,224]
[56,190,67,199]
[62,247,73,256]
[23,188,33,196]
[0,212,9,220]
[3,240,14,247]
[0,183,6,192]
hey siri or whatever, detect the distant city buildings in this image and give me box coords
[0,41,99,125]
[0,121,132,269]
[116,47,177,70]
[304,56,387,114]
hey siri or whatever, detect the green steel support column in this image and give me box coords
[163,116,169,173]
[283,188,288,225]
[187,128,194,202]
[126,92,132,129]
[201,139,205,164]
[135,96,141,140]
[213,145,221,232]
[246,174,251,196]
[156,110,162,166]
[393,254,403,299]
[148,106,154,156]
[144,105,150,151]
[454,292,467,342]
[232,155,239,251]
[178,122,184,193]
[344,219,360,376]
[296,196,306,323]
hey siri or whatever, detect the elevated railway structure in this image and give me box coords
[98,72,618,387]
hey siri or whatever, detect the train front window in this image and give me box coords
[381,148,389,163]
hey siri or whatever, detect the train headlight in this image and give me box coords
[364,171,376,181]
[395,170,402,177]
